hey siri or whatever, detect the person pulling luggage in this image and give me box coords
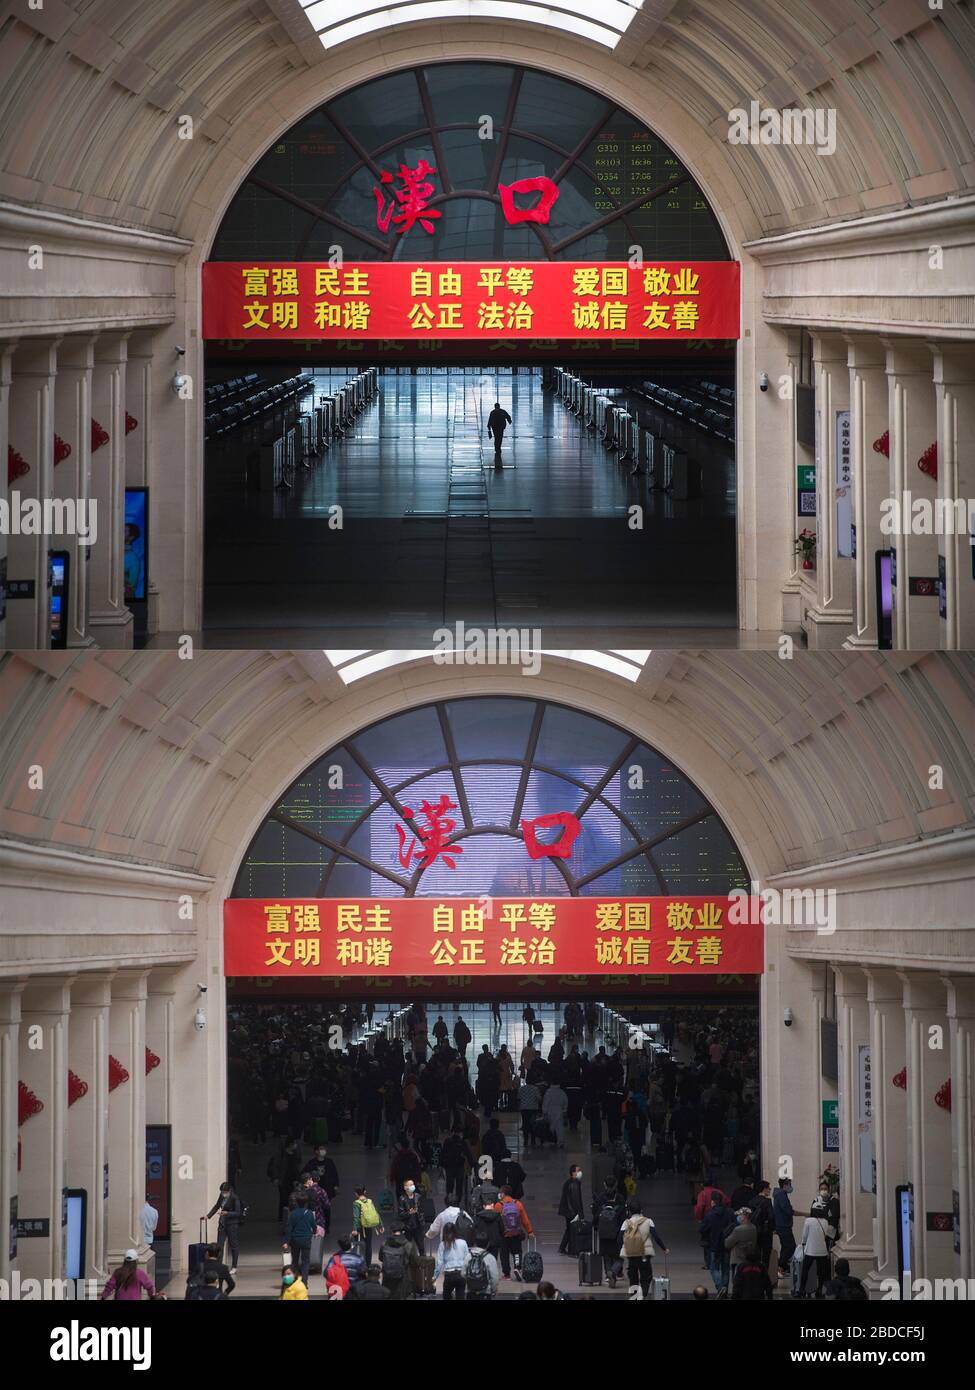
[620,1202,669,1300]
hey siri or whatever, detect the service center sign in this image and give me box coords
[223,896,764,978]
[202,261,740,341]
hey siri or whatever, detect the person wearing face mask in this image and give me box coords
[280,1264,309,1300]
[557,1163,586,1255]
[399,1177,424,1251]
[773,1177,796,1274]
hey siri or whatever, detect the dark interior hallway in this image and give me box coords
[202,367,737,645]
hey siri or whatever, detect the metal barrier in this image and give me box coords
[661,444,701,498]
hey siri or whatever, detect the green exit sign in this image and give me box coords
[822,1099,838,1126]
[798,465,816,490]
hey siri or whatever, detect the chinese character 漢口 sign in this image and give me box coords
[202,261,740,341]
[223,896,764,977]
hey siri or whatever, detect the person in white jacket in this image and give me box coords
[433,1222,470,1301]
[797,1201,833,1298]
[425,1202,469,1243]
[541,1082,569,1148]
[619,1203,670,1300]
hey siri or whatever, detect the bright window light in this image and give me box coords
[324,649,651,684]
[300,0,640,51]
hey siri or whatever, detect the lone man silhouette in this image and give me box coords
[487,401,512,463]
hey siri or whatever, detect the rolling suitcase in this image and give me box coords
[413,1254,436,1298]
[521,1236,543,1284]
[652,1255,671,1301]
[656,1135,675,1173]
[569,1217,593,1257]
[309,1232,325,1273]
[578,1226,602,1286]
[187,1217,208,1277]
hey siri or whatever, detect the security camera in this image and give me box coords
[194,1008,207,1031]
[197,983,207,994]
[783,1007,794,1028]
[759,371,769,392]
[174,345,186,356]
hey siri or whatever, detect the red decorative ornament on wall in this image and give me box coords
[7,445,29,484]
[108,1054,130,1091]
[91,418,110,452]
[18,1081,44,1125]
[54,434,72,465]
[125,412,139,434]
[917,441,937,480]
[68,1070,88,1107]
[892,1067,907,1090]
[872,430,890,458]
[935,1079,951,1112]
[145,1047,160,1074]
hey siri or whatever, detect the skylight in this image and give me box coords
[299,0,641,52]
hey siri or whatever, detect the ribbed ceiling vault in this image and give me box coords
[0,0,971,241]
[0,650,971,889]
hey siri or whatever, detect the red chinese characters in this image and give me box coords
[520,811,582,860]
[374,160,442,236]
[498,176,560,225]
[396,794,463,870]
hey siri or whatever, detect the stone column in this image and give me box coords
[88,333,133,649]
[900,970,953,1281]
[885,342,939,649]
[761,953,824,1210]
[931,345,975,650]
[0,979,26,1283]
[845,337,889,648]
[833,965,874,1273]
[805,333,853,647]
[144,972,177,1261]
[52,336,96,648]
[944,976,975,1280]
[106,970,147,1264]
[0,342,16,649]
[67,973,112,1283]
[864,968,908,1293]
[6,338,60,649]
[780,327,805,631]
[18,976,73,1280]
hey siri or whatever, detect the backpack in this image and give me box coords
[381,1241,407,1282]
[325,1255,350,1296]
[623,1217,647,1258]
[598,1203,622,1240]
[454,1210,475,1242]
[684,1143,702,1171]
[473,1212,498,1247]
[501,1201,522,1235]
[358,1197,382,1229]
[466,1250,489,1295]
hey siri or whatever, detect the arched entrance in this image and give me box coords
[202,63,739,641]
[222,695,761,1291]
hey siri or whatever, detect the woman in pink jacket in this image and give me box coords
[101,1249,158,1301]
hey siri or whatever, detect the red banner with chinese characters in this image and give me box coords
[202,262,740,341]
[223,897,763,978]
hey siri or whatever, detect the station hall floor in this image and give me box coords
[199,369,747,648]
[209,1001,785,1301]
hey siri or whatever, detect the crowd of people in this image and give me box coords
[138,1000,863,1302]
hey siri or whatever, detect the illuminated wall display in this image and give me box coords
[202,260,740,340]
